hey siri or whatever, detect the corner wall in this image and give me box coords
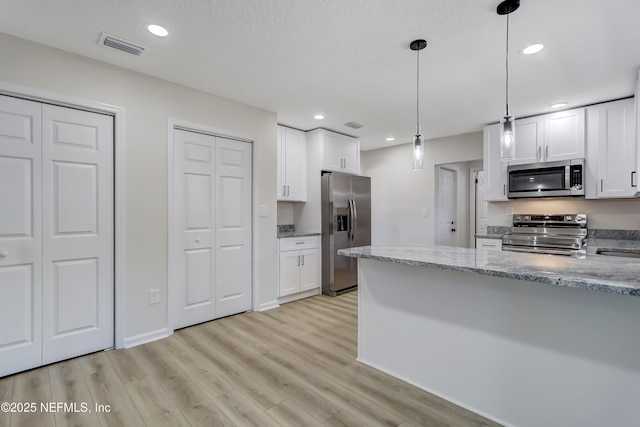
[0,33,278,342]
[361,132,483,245]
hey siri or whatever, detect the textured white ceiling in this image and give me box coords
[1,0,639,150]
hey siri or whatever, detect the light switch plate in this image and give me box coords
[259,205,269,217]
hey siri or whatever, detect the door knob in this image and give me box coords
[195,237,201,243]
[451,228,456,232]
[0,251,8,258]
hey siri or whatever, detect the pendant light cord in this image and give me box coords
[416,48,420,135]
[505,13,510,117]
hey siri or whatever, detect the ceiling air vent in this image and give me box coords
[344,121,363,129]
[99,32,146,56]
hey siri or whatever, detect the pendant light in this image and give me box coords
[410,39,427,170]
[497,0,520,161]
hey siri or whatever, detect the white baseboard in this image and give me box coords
[277,288,320,305]
[256,300,280,312]
[123,328,172,348]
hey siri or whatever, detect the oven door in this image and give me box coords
[507,161,569,198]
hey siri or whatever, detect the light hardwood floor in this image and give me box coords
[0,292,501,426]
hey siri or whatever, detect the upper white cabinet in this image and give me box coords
[637,70,640,197]
[509,116,544,165]
[509,108,585,165]
[277,125,307,201]
[308,128,360,174]
[544,108,586,162]
[585,98,637,199]
[482,124,508,201]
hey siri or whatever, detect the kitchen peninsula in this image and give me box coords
[339,244,640,427]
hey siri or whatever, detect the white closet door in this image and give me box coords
[41,104,113,364]
[215,138,252,317]
[0,95,43,377]
[174,129,217,328]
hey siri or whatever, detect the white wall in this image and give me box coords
[488,198,640,229]
[362,132,483,245]
[0,33,278,342]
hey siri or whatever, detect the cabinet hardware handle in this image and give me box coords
[545,145,549,159]
[283,185,286,197]
[601,179,603,192]
[287,185,290,196]
[295,241,304,244]
[632,171,637,188]
[537,147,541,161]
[297,255,300,266]
[503,184,506,195]
[301,255,305,266]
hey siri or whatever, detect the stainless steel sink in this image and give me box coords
[595,248,640,258]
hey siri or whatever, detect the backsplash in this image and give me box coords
[588,229,640,240]
[277,224,294,234]
[487,225,512,235]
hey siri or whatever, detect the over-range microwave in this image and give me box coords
[507,159,585,198]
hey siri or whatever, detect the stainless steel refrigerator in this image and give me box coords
[321,171,371,296]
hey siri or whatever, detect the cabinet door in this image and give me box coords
[322,131,342,171]
[284,127,307,201]
[595,98,636,198]
[483,124,508,201]
[276,126,286,200]
[544,108,585,161]
[299,249,319,292]
[341,137,360,174]
[509,116,544,165]
[278,251,300,296]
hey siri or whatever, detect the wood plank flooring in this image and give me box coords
[0,292,501,426]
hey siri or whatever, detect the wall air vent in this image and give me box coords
[344,121,363,129]
[99,32,146,56]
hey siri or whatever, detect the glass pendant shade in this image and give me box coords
[500,114,515,161]
[413,132,424,170]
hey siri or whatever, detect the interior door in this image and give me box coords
[41,104,114,364]
[0,95,43,377]
[436,167,456,246]
[215,137,252,317]
[174,129,216,329]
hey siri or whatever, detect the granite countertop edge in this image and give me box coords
[474,234,504,239]
[277,231,321,238]
[338,242,640,298]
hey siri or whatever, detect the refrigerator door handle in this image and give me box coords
[348,199,354,240]
[352,198,358,241]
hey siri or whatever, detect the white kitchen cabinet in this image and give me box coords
[308,128,360,174]
[508,116,544,165]
[636,70,640,197]
[277,125,307,201]
[543,108,586,162]
[585,98,637,198]
[509,108,585,165]
[475,238,502,250]
[482,124,508,201]
[278,236,320,297]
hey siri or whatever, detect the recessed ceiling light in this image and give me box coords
[522,43,544,55]
[386,137,395,141]
[314,115,325,120]
[147,24,169,37]
[549,102,568,109]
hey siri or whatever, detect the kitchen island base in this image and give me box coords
[357,258,640,427]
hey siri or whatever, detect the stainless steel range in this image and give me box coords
[502,214,587,257]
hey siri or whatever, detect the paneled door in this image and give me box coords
[214,138,252,318]
[436,167,456,247]
[173,130,252,329]
[0,95,114,377]
[0,96,43,377]
[41,104,114,364]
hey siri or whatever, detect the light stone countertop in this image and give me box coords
[338,240,640,297]
[277,231,321,239]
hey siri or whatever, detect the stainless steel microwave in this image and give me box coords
[507,159,585,198]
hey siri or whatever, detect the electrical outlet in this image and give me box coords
[149,289,159,305]
[421,208,428,217]
[506,207,514,216]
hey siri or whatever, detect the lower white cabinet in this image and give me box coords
[278,236,320,297]
[475,238,502,250]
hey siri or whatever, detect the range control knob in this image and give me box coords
[575,215,585,222]
[566,215,573,221]
[524,215,530,221]
[514,215,522,222]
